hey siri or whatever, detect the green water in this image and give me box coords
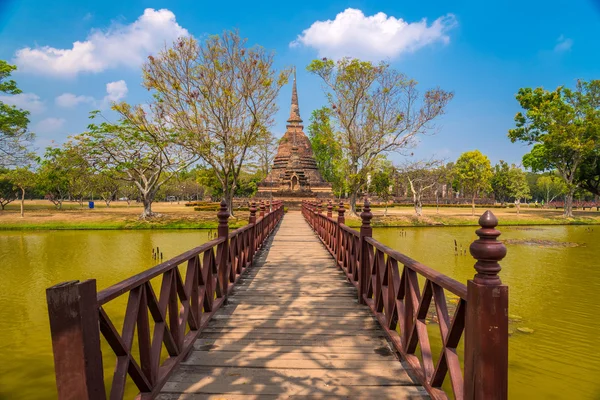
[373,225,600,399]
[1,226,599,399]
[0,230,211,400]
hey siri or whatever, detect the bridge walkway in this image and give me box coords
[159,211,427,399]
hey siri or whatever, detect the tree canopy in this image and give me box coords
[307,57,453,212]
[509,80,600,216]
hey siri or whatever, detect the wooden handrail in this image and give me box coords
[301,199,508,400]
[46,200,284,400]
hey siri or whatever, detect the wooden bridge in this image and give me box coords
[46,200,509,400]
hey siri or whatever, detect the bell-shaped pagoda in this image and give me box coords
[257,69,332,197]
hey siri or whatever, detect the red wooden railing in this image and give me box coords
[46,200,283,400]
[302,199,509,400]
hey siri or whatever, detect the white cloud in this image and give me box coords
[0,92,46,114]
[14,8,189,78]
[291,8,457,61]
[554,35,573,52]
[35,117,66,134]
[55,93,95,107]
[103,80,128,104]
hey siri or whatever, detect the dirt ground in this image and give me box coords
[1,200,599,229]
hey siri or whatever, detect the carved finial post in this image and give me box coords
[358,200,373,304]
[249,201,257,225]
[327,200,333,218]
[464,210,508,399]
[259,201,265,218]
[316,200,322,215]
[337,201,345,225]
[217,200,230,296]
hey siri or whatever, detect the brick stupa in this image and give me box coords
[257,70,332,197]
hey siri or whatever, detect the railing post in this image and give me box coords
[217,199,230,297]
[327,200,333,218]
[358,200,372,305]
[46,280,106,400]
[464,211,508,400]
[248,201,257,263]
[336,201,345,267]
[260,201,265,218]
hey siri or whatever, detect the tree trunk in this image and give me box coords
[141,195,154,219]
[471,195,476,216]
[515,199,520,216]
[349,191,359,215]
[0,203,5,210]
[413,192,422,217]
[224,188,235,217]
[564,189,575,218]
[20,188,25,217]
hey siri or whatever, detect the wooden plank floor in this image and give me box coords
[159,211,427,399]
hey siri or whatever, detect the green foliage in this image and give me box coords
[0,60,34,167]
[507,165,531,202]
[491,161,511,204]
[536,174,566,203]
[454,150,492,214]
[307,107,344,195]
[0,168,17,209]
[509,79,600,216]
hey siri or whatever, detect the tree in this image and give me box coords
[509,80,600,217]
[7,167,35,217]
[0,169,16,210]
[0,60,34,167]
[454,150,493,216]
[141,32,290,214]
[401,159,446,216]
[92,170,121,207]
[491,160,511,205]
[81,113,197,218]
[371,162,394,215]
[307,107,345,195]
[507,165,531,215]
[577,153,600,196]
[254,130,278,179]
[37,147,74,209]
[536,174,566,204]
[307,58,453,213]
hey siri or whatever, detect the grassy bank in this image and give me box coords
[1,200,600,230]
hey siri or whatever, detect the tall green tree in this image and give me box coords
[491,160,511,204]
[507,165,531,214]
[307,58,453,213]
[0,61,34,167]
[307,107,344,196]
[371,162,394,215]
[509,80,600,217]
[140,32,290,214]
[454,150,493,216]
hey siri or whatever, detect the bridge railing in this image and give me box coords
[46,200,283,400]
[302,200,508,400]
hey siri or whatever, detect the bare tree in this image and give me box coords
[400,159,447,216]
[141,32,290,214]
[308,58,452,213]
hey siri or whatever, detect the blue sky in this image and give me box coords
[1,0,599,165]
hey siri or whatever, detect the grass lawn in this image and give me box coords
[1,200,599,230]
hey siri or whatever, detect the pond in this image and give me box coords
[373,225,600,399]
[0,225,599,399]
[0,230,212,400]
